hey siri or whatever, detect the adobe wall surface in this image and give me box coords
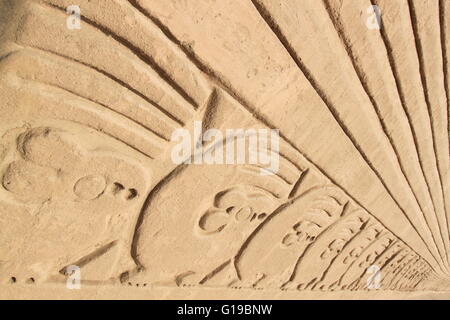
[0,0,449,299]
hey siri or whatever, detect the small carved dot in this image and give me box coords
[226,206,235,214]
[110,182,125,195]
[126,188,138,200]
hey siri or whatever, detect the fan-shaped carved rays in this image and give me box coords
[0,0,448,290]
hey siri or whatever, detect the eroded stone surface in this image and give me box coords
[0,0,449,298]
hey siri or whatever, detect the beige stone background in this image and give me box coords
[0,0,449,299]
